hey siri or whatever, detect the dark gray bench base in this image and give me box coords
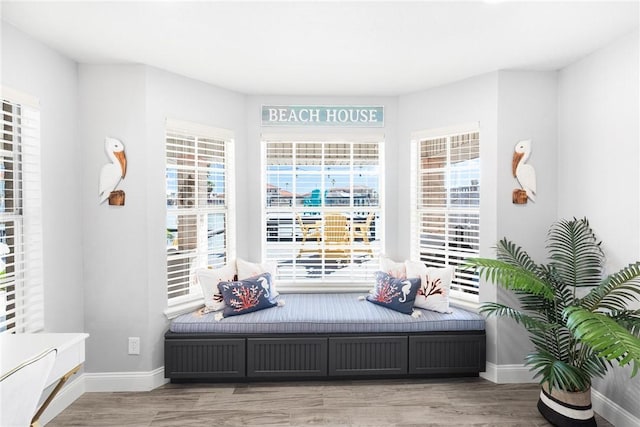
[164,331,486,381]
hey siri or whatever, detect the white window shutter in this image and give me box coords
[411,126,480,302]
[165,120,235,306]
[263,139,384,290]
[0,90,44,333]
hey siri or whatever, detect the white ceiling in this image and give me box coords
[1,1,638,96]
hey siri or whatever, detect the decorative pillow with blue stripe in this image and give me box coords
[218,272,277,318]
[367,271,421,315]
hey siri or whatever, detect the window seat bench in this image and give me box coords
[164,293,486,381]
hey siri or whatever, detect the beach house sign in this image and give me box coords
[262,105,384,127]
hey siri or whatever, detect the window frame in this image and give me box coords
[0,86,43,334]
[164,119,235,317]
[261,134,385,292]
[410,123,480,307]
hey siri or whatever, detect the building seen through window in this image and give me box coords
[263,140,383,288]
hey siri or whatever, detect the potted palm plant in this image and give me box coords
[466,217,640,427]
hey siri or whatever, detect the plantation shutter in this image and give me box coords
[263,138,384,290]
[411,124,480,302]
[165,119,235,306]
[0,87,44,333]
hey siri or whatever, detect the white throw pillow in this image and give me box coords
[405,260,453,314]
[236,258,279,298]
[196,265,236,313]
[379,255,406,279]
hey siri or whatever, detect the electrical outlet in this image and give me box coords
[128,337,140,355]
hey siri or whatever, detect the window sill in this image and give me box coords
[449,295,480,313]
[164,297,204,320]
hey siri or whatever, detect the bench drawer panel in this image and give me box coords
[328,336,407,376]
[165,338,245,378]
[409,334,486,374]
[247,337,328,377]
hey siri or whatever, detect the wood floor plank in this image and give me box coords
[48,378,614,426]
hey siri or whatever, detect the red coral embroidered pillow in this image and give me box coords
[405,260,453,314]
[196,265,236,313]
[366,271,420,315]
[218,273,277,318]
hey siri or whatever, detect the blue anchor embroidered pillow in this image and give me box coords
[367,271,421,315]
[218,272,277,318]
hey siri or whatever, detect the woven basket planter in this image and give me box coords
[537,382,596,426]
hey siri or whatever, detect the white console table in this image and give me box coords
[1,332,89,426]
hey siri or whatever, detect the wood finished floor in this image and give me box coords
[48,377,614,427]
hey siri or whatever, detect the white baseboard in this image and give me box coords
[480,362,536,383]
[482,363,640,427]
[40,367,168,425]
[592,388,640,427]
[84,366,168,392]
[41,374,86,426]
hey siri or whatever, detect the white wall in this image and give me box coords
[495,70,558,365]
[144,67,246,369]
[78,64,149,372]
[78,64,245,373]
[1,23,84,333]
[397,72,501,364]
[243,95,397,262]
[558,29,640,421]
[396,72,500,266]
[396,70,559,368]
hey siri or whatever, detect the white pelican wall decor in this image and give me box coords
[512,139,536,204]
[99,137,127,205]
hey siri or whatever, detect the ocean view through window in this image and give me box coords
[263,139,384,289]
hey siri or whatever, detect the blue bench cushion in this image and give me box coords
[169,293,485,334]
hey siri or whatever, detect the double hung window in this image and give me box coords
[263,138,383,289]
[165,120,235,307]
[411,124,480,303]
[0,88,43,333]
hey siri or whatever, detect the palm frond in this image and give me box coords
[530,327,573,361]
[565,306,640,377]
[540,265,575,306]
[466,258,554,300]
[475,217,640,390]
[518,293,556,321]
[526,350,592,392]
[577,347,612,380]
[479,302,554,331]
[608,310,640,338]
[495,238,540,272]
[547,218,604,288]
[580,262,640,312]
